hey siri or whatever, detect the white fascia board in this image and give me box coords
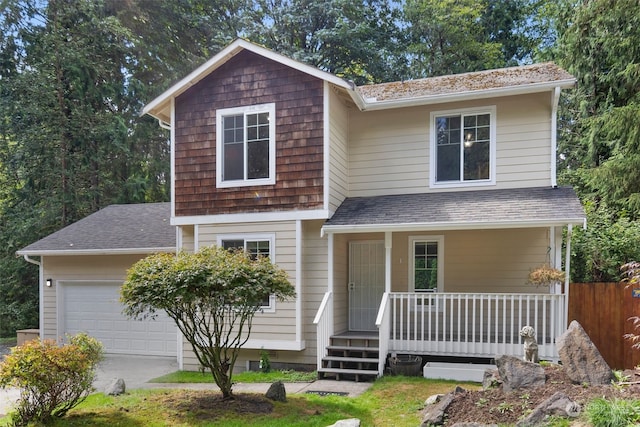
[16,247,176,256]
[171,209,330,226]
[242,339,306,351]
[357,79,576,111]
[143,39,353,122]
[321,218,586,234]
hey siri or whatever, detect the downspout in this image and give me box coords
[551,87,561,188]
[564,224,573,332]
[158,119,171,130]
[22,255,44,338]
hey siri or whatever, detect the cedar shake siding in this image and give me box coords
[174,50,324,217]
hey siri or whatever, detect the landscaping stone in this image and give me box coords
[105,378,126,396]
[482,368,501,390]
[494,355,545,392]
[556,320,613,385]
[451,423,498,427]
[424,393,443,405]
[516,391,580,426]
[265,381,286,402]
[421,386,465,426]
[326,419,361,427]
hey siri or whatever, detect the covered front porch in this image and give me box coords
[314,187,585,378]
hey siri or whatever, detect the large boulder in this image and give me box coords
[327,419,361,427]
[516,391,580,427]
[494,355,545,392]
[104,378,126,396]
[556,320,613,385]
[421,386,466,426]
[265,381,286,402]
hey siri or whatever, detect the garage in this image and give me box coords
[60,282,177,357]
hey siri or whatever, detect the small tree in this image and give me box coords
[621,261,640,352]
[120,246,295,400]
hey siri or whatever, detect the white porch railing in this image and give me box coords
[375,292,391,377]
[313,291,333,371]
[385,292,566,361]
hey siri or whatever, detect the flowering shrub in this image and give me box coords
[0,333,103,426]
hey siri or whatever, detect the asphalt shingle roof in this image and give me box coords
[323,187,585,231]
[18,203,174,255]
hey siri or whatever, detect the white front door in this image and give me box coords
[349,241,385,331]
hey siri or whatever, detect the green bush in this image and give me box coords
[585,397,640,427]
[0,333,103,426]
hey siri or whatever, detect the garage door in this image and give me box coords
[60,282,177,356]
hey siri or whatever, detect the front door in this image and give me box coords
[349,240,385,331]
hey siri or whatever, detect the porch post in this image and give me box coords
[385,232,392,293]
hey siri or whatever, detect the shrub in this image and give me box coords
[0,333,103,426]
[585,397,640,427]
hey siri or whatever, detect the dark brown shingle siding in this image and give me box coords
[174,51,324,217]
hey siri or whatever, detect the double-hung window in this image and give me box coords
[430,106,496,187]
[216,103,276,188]
[409,236,444,293]
[218,235,276,311]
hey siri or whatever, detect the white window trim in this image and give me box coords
[216,103,276,188]
[429,105,496,189]
[216,233,277,313]
[408,235,444,293]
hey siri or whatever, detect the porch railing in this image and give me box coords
[385,292,566,361]
[313,291,333,371]
[375,292,391,377]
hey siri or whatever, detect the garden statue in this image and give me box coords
[520,325,539,363]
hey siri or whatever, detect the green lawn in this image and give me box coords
[149,369,317,384]
[0,376,478,427]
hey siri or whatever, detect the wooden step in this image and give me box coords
[323,356,378,363]
[326,345,379,352]
[318,367,379,376]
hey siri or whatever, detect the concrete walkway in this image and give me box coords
[0,354,372,417]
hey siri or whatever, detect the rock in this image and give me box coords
[421,386,465,426]
[516,391,580,427]
[104,378,126,396]
[326,419,361,427]
[424,394,443,405]
[494,355,545,392]
[482,368,501,390]
[265,381,286,402]
[451,423,498,427]
[556,320,613,385]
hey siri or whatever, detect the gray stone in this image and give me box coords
[326,419,361,427]
[424,394,443,405]
[265,381,286,402]
[556,320,613,385]
[421,386,465,426]
[482,368,501,390]
[495,355,545,392]
[451,424,498,427]
[516,392,581,427]
[104,378,126,396]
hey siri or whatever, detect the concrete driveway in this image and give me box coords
[0,354,178,417]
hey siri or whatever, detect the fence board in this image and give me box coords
[569,282,640,369]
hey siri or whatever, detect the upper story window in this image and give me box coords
[216,103,276,188]
[430,106,496,188]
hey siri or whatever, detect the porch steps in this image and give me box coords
[319,333,379,382]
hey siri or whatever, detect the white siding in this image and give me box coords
[347,93,553,197]
[328,88,349,212]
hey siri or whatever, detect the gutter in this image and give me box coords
[17,247,176,257]
[22,254,41,266]
[551,86,561,187]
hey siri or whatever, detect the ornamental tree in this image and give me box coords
[120,246,295,400]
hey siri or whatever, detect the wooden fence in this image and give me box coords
[568,282,640,369]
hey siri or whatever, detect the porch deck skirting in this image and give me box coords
[381,292,566,362]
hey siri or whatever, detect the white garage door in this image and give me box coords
[60,282,177,356]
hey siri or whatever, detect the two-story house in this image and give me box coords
[20,39,585,379]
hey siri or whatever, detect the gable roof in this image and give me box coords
[143,39,576,122]
[322,187,585,234]
[17,203,175,256]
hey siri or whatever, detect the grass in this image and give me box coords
[0,337,16,346]
[0,376,479,427]
[150,369,318,384]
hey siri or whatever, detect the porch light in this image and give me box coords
[46,278,52,287]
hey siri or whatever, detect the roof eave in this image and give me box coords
[358,78,577,111]
[321,217,586,234]
[142,38,354,123]
[16,247,176,257]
